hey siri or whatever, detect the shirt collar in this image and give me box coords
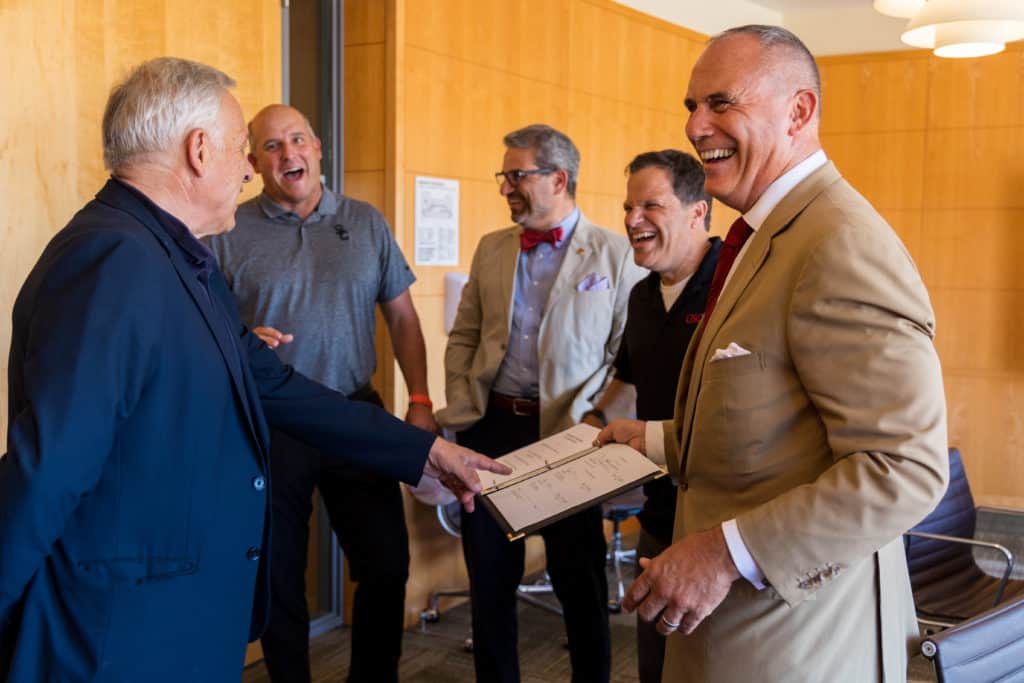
[257,184,338,224]
[742,149,827,232]
[551,207,580,247]
[112,177,214,270]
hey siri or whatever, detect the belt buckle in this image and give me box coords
[512,397,533,416]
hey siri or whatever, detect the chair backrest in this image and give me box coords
[905,448,978,589]
[922,593,1024,683]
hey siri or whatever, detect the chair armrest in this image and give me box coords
[921,594,1024,683]
[906,531,1015,604]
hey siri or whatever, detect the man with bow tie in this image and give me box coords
[437,124,645,683]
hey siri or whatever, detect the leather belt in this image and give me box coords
[490,392,540,417]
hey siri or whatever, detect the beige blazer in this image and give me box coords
[661,163,949,682]
[438,216,644,437]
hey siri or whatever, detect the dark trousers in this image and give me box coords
[457,404,611,683]
[635,529,671,683]
[261,390,409,683]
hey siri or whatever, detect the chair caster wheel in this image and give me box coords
[420,609,440,623]
[463,637,474,653]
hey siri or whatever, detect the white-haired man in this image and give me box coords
[0,57,507,682]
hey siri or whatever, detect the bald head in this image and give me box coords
[684,26,822,212]
[708,25,821,119]
[246,104,324,219]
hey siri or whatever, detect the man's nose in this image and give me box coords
[624,207,643,228]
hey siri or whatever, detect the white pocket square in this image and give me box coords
[710,342,752,362]
[577,273,610,292]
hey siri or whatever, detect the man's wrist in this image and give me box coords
[581,407,608,427]
[409,393,433,409]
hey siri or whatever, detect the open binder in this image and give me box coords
[477,423,666,540]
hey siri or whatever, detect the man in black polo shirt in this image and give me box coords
[581,149,721,683]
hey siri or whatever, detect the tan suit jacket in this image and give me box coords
[438,216,644,437]
[661,163,948,682]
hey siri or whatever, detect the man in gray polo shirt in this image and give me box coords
[207,104,438,683]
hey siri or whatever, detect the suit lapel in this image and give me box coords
[677,162,843,470]
[544,217,594,313]
[96,181,266,460]
[499,229,520,333]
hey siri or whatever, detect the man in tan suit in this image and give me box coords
[598,26,948,682]
[437,124,644,683]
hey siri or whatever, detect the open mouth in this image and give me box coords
[630,231,656,246]
[699,148,735,164]
[283,168,305,181]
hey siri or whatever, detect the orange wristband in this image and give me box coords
[408,393,433,409]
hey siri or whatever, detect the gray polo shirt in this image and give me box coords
[207,187,415,395]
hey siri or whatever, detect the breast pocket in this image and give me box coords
[692,351,803,481]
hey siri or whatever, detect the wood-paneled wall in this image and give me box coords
[0,0,282,447]
[818,44,1024,509]
[340,0,736,626]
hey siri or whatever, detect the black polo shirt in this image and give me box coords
[613,236,722,544]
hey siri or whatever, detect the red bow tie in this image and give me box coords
[520,227,563,251]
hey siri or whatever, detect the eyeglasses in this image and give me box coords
[494,168,555,186]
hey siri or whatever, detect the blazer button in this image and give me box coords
[252,476,266,491]
[246,546,261,561]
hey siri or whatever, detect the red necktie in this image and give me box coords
[520,226,563,251]
[692,217,753,348]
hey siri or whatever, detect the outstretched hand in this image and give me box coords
[595,418,647,454]
[423,437,512,512]
[624,526,741,636]
[253,325,294,349]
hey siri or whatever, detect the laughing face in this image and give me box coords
[683,33,801,213]
[248,105,323,218]
[623,166,708,285]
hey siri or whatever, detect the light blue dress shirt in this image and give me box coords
[492,207,580,397]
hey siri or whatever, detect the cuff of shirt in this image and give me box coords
[644,421,667,467]
[722,519,767,590]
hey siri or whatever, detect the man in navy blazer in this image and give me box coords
[0,57,506,682]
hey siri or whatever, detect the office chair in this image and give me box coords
[920,593,1024,683]
[602,487,645,612]
[419,501,563,650]
[904,447,1024,631]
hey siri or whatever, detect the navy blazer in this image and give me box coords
[0,180,436,682]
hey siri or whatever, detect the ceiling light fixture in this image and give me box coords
[877,0,1024,58]
[872,0,924,19]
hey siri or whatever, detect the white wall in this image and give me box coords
[616,0,918,56]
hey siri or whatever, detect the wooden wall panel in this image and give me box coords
[819,43,1024,508]
[821,130,926,209]
[0,0,281,448]
[927,50,1024,129]
[405,0,571,88]
[403,46,571,181]
[345,0,386,46]
[923,127,1024,209]
[819,55,929,133]
[345,43,387,172]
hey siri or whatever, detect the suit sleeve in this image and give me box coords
[210,274,433,486]
[0,233,158,621]
[437,239,486,430]
[736,219,948,606]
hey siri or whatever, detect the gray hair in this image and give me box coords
[503,124,580,197]
[711,25,821,103]
[103,57,235,172]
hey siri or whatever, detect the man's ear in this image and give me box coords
[789,89,818,136]
[247,152,260,173]
[185,128,208,176]
[689,199,709,231]
[551,168,569,195]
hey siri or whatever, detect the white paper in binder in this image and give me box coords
[443,271,469,335]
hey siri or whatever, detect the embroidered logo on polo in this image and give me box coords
[334,224,349,241]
